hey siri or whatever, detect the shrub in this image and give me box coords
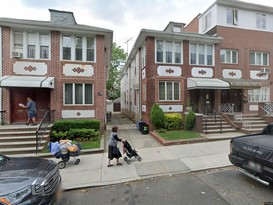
[185,110,196,130]
[150,103,165,129]
[67,128,100,141]
[52,120,100,132]
[50,119,101,142]
[164,113,183,130]
[157,128,167,133]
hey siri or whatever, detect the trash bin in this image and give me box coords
[139,122,149,134]
[106,112,112,122]
[139,121,145,133]
[136,119,143,131]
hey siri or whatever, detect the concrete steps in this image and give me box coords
[233,114,267,134]
[203,115,236,134]
[0,124,52,155]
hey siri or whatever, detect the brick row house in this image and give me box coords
[0,9,113,129]
[121,0,273,132]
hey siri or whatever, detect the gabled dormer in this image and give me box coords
[49,9,77,25]
[164,22,185,33]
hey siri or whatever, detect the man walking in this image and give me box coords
[20,97,37,125]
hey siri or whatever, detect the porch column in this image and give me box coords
[214,90,221,113]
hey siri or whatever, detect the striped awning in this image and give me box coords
[222,78,262,89]
[0,76,54,89]
[187,78,230,90]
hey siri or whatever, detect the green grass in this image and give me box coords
[41,138,101,153]
[157,130,202,141]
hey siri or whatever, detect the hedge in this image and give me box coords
[52,119,100,132]
[164,113,183,130]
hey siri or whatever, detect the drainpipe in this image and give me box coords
[0,26,2,121]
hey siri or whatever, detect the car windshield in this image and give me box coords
[0,154,9,165]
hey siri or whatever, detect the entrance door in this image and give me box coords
[190,90,213,114]
[11,88,50,123]
[221,89,242,112]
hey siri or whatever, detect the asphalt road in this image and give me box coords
[61,167,273,205]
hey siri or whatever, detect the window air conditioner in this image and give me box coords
[12,51,23,58]
[260,67,271,74]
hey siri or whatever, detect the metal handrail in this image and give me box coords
[36,110,55,154]
[203,105,223,133]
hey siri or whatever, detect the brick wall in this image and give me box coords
[184,14,200,33]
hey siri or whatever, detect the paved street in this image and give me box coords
[61,167,273,205]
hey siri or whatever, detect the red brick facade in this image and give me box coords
[0,12,112,129]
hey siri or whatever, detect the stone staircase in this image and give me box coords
[233,114,268,134]
[0,124,51,155]
[203,115,237,134]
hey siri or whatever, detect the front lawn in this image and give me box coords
[157,130,202,141]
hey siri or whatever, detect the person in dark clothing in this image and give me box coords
[20,97,37,126]
[108,126,123,167]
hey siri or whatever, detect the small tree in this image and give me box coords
[150,103,165,129]
[185,110,196,130]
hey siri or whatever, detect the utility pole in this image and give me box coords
[125,37,133,55]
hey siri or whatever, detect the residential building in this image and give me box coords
[0,9,113,129]
[121,0,273,132]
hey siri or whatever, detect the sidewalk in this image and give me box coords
[56,125,241,190]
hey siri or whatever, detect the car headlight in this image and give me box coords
[0,186,31,205]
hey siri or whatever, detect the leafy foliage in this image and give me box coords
[164,113,183,130]
[107,42,127,100]
[185,110,196,130]
[150,103,165,129]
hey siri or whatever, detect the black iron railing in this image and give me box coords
[203,105,223,134]
[36,110,55,154]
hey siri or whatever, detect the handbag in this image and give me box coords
[113,146,120,154]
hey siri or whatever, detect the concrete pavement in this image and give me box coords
[56,120,242,190]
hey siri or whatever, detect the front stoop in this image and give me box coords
[203,115,237,134]
[234,114,268,134]
[0,124,51,155]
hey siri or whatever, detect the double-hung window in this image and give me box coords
[256,13,266,29]
[159,81,180,101]
[13,31,50,59]
[40,34,49,59]
[250,51,269,66]
[248,87,270,102]
[62,35,95,61]
[220,49,238,64]
[227,8,238,25]
[202,11,212,32]
[63,36,72,60]
[64,83,93,105]
[75,37,82,61]
[190,43,214,65]
[156,40,182,64]
[141,44,146,68]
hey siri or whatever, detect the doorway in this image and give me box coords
[11,88,50,123]
[190,90,214,114]
[221,89,242,112]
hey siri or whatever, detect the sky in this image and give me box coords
[1,0,273,54]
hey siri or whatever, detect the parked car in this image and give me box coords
[0,154,62,205]
[229,124,273,186]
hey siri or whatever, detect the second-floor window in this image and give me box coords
[159,81,180,101]
[64,83,93,105]
[141,44,146,68]
[220,49,238,64]
[13,31,50,59]
[202,11,212,32]
[156,40,182,64]
[190,43,213,65]
[250,51,269,66]
[256,13,266,29]
[227,8,238,25]
[62,35,95,62]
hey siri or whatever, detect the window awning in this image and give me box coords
[187,78,230,90]
[221,78,262,89]
[0,76,54,89]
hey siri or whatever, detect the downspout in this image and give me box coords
[0,26,3,122]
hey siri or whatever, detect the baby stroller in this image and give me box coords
[122,140,142,165]
[49,140,82,169]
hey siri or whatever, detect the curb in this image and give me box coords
[149,131,209,146]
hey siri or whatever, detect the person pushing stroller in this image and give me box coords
[108,126,124,167]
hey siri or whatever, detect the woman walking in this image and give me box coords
[108,126,123,167]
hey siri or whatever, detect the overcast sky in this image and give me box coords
[1,0,273,53]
